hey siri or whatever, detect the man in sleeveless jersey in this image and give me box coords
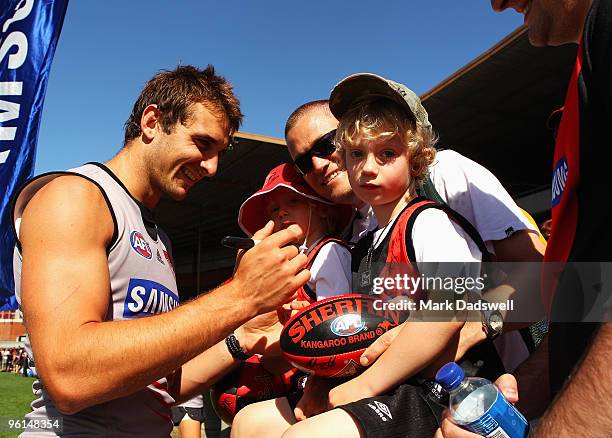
[12,65,310,437]
[438,1,612,437]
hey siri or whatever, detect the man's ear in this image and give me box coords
[141,104,160,142]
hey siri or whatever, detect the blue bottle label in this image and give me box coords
[464,392,529,438]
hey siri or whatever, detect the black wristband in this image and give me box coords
[225,333,250,361]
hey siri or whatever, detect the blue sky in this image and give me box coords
[34,1,523,174]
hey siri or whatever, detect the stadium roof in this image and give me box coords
[421,26,576,200]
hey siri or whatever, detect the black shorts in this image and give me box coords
[338,380,445,438]
[171,406,205,425]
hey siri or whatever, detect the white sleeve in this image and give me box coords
[307,243,352,300]
[428,150,536,243]
[412,209,482,282]
[178,394,204,409]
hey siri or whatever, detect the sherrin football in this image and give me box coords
[280,294,408,378]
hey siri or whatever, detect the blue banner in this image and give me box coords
[0,0,68,310]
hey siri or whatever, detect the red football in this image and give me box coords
[280,294,408,378]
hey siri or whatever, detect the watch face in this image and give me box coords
[490,313,504,332]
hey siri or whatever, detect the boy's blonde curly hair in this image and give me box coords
[335,98,437,185]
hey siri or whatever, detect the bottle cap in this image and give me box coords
[436,362,465,391]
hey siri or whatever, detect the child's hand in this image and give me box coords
[236,311,283,357]
[328,377,374,409]
[277,300,310,325]
[294,376,339,421]
[360,322,405,366]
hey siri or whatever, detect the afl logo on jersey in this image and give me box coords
[551,157,568,208]
[130,231,152,259]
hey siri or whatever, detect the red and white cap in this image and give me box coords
[238,163,353,237]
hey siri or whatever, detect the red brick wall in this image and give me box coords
[0,322,26,341]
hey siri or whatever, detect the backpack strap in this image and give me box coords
[408,203,494,263]
[387,197,494,265]
[386,198,435,264]
[305,237,351,269]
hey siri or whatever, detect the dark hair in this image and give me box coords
[284,99,332,138]
[123,65,243,146]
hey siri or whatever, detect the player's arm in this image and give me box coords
[177,310,284,402]
[20,177,308,414]
[531,323,612,437]
[178,339,237,403]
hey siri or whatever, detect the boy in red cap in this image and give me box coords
[238,162,353,303]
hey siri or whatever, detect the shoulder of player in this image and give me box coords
[28,174,108,212]
[21,175,114,242]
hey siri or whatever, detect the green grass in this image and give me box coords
[0,372,36,438]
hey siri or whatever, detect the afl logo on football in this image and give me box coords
[130,231,152,259]
[331,314,366,337]
[551,157,568,207]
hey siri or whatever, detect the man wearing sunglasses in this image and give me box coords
[292,128,337,177]
[283,98,548,421]
[286,103,357,209]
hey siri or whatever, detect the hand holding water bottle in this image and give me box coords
[434,374,519,437]
[434,364,527,438]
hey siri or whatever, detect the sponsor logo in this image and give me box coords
[0,1,36,168]
[156,249,164,265]
[551,157,568,207]
[123,278,179,318]
[299,330,376,350]
[330,313,365,337]
[287,297,404,344]
[374,401,392,419]
[367,401,392,422]
[130,231,152,259]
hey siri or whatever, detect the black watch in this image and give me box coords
[480,301,503,340]
[225,333,251,361]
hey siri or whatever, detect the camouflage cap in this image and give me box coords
[329,73,432,134]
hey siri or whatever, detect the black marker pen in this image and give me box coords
[221,236,261,250]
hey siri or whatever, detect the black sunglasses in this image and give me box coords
[293,129,337,175]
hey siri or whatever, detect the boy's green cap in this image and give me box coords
[329,73,432,134]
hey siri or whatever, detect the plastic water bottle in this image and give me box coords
[436,362,529,438]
